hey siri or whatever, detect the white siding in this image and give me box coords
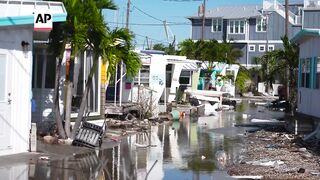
[0,26,33,155]
[298,36,320,118]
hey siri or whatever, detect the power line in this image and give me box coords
[131,3,164,23]
[135,33,169,44]
[130,2,184,24]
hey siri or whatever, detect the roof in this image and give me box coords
[140,50,165,55]
[188,5,262,19]
[291,29,320,44]
[0,0,67,27]
[182,61,227,71]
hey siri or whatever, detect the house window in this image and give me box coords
[301,58,311,88]
[179,71,192,85]
[256,18,267,32]
[259,45,265,52]
[166,64,173,88]
[212,18,222,32]
[268,45,275,52]
[72,50,100,113]
[249,45,255,52]
[316,58,320,89]
[229,21,234,34]
[134,65,150,87]
[229,20,245,34]
[32,49,56,89]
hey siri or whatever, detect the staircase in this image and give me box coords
[263,0,302,25]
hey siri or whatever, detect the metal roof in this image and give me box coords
[182,61,227,71]
[0,0,67,26]
[291,29,320,44]
[188,5,262,19]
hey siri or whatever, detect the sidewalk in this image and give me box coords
[0,135,123,167]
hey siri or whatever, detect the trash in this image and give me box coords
[310,171,320,175]
[298,148,307,152]
[265,144,279,149]
[110,137,119,142]
[201,155,206,160]
[284,134,294,140]
[231,176,263,179]
[43,135,58,144]
[58,138,73,145]
[246,160,284,167]
[72,121,106,148]
[298,168,305,173]
[251,118,279,123]
[135,143,149,148]
[301,152,313,159]
[39,156,50,161]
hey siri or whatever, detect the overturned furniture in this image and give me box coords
[72,121,106,148]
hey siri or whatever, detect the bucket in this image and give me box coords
[170,110,180,121]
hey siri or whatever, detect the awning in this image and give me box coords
[291,29,320,44]
[182,61,227,72]
[0,0,67,27]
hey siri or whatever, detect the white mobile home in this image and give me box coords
[0,0,66,156]
[291,0,320,118]
[292,29,320,118]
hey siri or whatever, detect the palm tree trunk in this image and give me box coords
[64,49,76,138]
[65,81,72,137]
[71,54,99,139]
[54,57,66,139]
[289,68,297,116]
[100,62,109,119]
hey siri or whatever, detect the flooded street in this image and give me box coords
[4,101,286,180]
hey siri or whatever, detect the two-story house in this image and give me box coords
[188,0,303,67]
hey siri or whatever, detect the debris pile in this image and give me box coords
[228,130,320,180]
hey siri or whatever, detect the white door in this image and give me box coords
[0,52,12,150]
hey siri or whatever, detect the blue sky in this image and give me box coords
[103,0,262,49]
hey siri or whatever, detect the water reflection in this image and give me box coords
[1,101,285,180]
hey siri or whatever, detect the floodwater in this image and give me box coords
[4,100,285,180]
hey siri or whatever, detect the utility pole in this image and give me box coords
[201,0,206,40]
[285,0,289,36]
[285,0,290,102]
[126,0,131,30]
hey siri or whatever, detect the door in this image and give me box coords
[0,52,12,150]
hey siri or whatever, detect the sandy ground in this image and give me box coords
[227,130,320,180]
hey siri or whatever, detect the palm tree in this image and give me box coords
[277,35,299,115]
[48,23,67,138]
[253,35,299,115]
[178,39,197,59]
[49,0,141,139]
[254,50,281,93]
[49,0,117,138]
[179,39,243,89]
